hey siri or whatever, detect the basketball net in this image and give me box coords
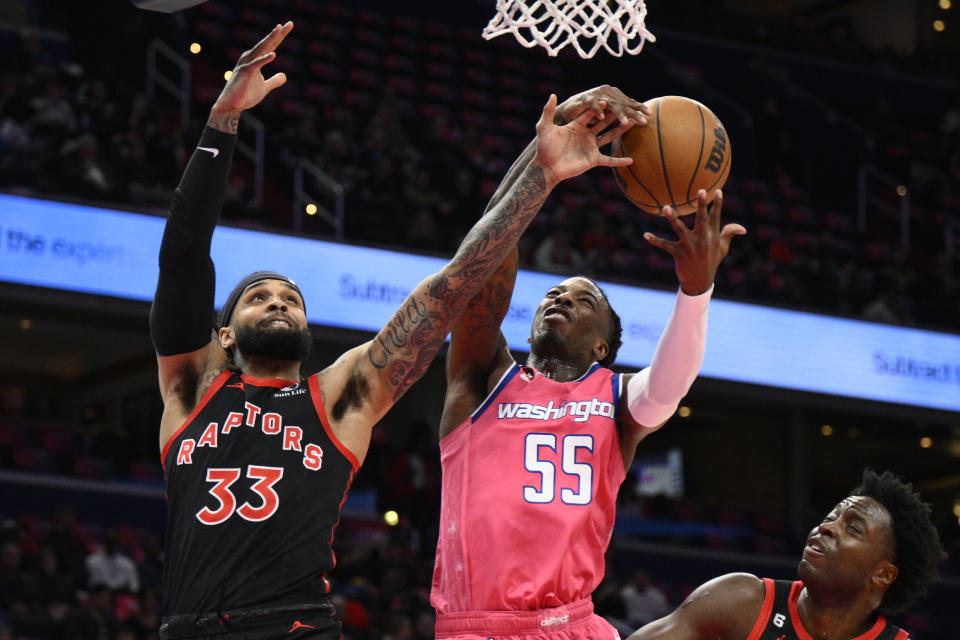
[482,0,655,58]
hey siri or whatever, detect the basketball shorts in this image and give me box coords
[435,597,620,640]
[159,602,340,639]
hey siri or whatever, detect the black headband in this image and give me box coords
[218,271,304,328]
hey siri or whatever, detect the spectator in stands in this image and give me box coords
[67,583,117,640]
[437,168,484,245]
[0,386,27,418]
[124,587,161,640]
[61,132,114,198]
[403,168,443,213]
[135,535,162,593]
[0,542,30,622]
[533,228,584,273]
[29,74,76,135]
[382,612,414,640]
[594,571,633,638]
[405,210,442,252]
[44,506,88,586]
[940,94,960,139]
[863,288,900,324]
[85,529,139,594]
[31,546,76,612]
[581,214,620,275]
[412,609,434,640]
[620,569,671,629]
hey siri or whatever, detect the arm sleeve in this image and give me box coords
[625,285,712,427]
[149,127,238,356]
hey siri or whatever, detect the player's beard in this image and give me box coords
[234,321,313,362]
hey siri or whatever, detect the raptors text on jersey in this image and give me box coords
[161,371,357,616]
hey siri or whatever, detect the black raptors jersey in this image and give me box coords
[161,371,358,616]
[748,579,908,640]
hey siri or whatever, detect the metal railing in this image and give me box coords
[293,159,344,240]
[145,38,190,131]
[947,217,958,260]
[238,112,265,208]
[751,60,874,152]
[857,165,911,251]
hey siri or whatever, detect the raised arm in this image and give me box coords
[626,573,764,640]
[440,86,649,437]
[151,23,291,444]
[319,94,635,461]
[617,190,746,466]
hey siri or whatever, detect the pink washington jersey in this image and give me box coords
[431,362,626,613]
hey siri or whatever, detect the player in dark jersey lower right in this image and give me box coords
[625,469,945,640]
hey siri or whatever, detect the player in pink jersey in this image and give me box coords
[431,85,747,639]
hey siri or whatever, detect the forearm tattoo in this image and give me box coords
[484,138,538,214]
[207,113,240,134]
[369,165,548,399]
[459,262,515,336]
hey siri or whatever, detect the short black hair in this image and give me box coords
[850,469,946,614]
[583,278,623,368]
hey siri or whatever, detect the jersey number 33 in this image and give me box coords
[196,465,284,525]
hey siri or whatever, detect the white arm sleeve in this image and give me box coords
[626,285,712,427]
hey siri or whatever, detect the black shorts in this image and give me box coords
[159,602,340,640]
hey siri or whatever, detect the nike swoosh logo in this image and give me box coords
[197,146,219,158]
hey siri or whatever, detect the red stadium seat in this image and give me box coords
[426,62,457,81]
[343,90,375,110]
[464,48,494,68]
[390,34,422,54]
[425,22,455,41]
[384,53,418,76]
[353,28,384,49]
[425,82,458,104]
[349,48,380,69]
[392,15,421,35]
[387,77,419,99]
[461,88,495,109]
[14,446,53,472]
[239,8,270,26]
[427,42,457,61]
[751,199,784,222]
[356,9,386,29]
[788,205,818,228]
[74,455,114,480]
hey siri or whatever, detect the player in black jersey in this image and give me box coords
[625,469,945,640]
[148,21,640,640]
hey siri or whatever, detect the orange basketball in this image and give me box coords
[611,95,731,215]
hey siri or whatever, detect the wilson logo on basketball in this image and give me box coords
[704,125,728,173]
[611,95,731,215]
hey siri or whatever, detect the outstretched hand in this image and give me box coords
[208,21,293,132]
[533,94,635,188]
[555,84,650,127]
[644,190,747,295]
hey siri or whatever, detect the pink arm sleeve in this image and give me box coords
[625,285,712,427]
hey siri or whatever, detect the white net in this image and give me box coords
[482,0,655,59]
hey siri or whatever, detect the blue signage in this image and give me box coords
[1,193,957,412]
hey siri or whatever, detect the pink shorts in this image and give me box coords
[435,598,620,640]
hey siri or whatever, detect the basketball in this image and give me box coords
[611,96,731,215]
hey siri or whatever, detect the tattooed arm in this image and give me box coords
[434,140,531,441]
[317,94,636,463]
